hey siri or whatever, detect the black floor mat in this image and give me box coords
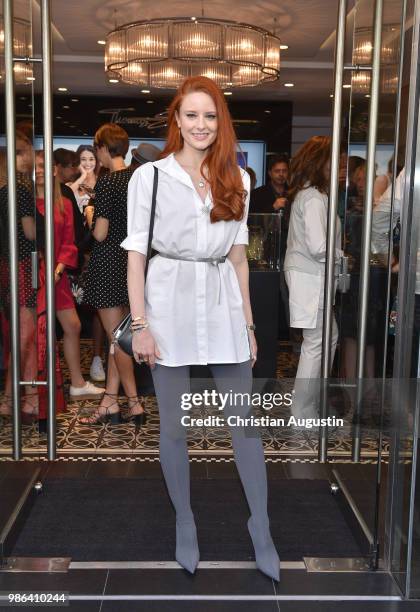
[12,478,362,561]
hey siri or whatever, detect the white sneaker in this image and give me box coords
[90,356,106,382]
[69,381,104,399]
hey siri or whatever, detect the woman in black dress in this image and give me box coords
[81,123,145,425]
[0,133,37,416]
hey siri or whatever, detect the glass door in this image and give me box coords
[0,0,43,457]
[331,0,407,569]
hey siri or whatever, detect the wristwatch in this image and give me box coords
[246,323,256,331]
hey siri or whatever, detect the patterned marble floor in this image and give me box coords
[0,340,400,462]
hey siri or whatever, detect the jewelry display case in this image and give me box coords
[246,212,283,271]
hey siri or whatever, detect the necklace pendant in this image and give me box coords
[198,179,205,188]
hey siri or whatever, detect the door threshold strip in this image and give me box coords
[69,561,306,570]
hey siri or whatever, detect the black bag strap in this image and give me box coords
[144,165,158,279]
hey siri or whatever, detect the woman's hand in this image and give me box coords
[132,328,161,369]
[248,330,258,367]
[78,165,88,183]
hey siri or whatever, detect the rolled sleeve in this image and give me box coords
[233,169,250,246]
[121,163,154,254]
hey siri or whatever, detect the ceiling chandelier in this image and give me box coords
[104,17,281,89]
[0,17,33,84]
[351,25,399,94]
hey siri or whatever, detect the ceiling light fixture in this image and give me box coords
[351,24,399,94]
[141,89,150,93]
[97,40,106,45]
[109,78,119,83]
[284,82,294,87]
[0,17,33,84]
[104,17,281,89]
[58,87,68,92]
[343,84,351,88]
[280,44,288,50]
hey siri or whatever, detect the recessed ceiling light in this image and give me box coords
[330,94,334,98]
[62,105,70,109]
[146,100,154,103]
[365,94,371,97]
[26,76,35,81]
[343,84,351,88]
[224,91,233,95]
[71,98,79,102]
[58,87,68,92]
[97,40,106,45]
[109,78,119,83]
[264,110,271,114]
[191,16,197,21]
[280,44,289,50]
[141,89,150,93]
[284,83,294,87]
[56,116,62,119]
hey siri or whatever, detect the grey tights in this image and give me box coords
[151,360,269,527]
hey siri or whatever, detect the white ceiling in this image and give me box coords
[6,0,405,115]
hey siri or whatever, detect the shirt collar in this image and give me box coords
[153,152,194,190]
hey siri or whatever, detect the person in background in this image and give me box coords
[129,142,161,172]
[67,145,106,383]
[245,166,257,191]
[53,148,79,185]
[0,134,37,416]
[35,151,104,410]
[250,154,289,213]
[81,123,145,425]
[284,136,342,417]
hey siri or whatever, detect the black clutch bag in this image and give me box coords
[111,165,159,357]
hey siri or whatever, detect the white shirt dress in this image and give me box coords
[121,153,251,367]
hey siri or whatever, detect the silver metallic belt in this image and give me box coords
[157,252,227,303]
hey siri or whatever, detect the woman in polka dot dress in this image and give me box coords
[81,123,145,425]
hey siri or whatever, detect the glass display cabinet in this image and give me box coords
[246,212,283,271]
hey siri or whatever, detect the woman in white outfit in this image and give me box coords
[284,136,342,417]
[122,76,280,581]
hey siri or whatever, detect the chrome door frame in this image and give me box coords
[3,0,57,459]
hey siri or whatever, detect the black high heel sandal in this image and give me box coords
[21,393,39,425]
[122,395,147,427]
[78,392,121,426]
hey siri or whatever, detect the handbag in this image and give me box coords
[111,165,159,357]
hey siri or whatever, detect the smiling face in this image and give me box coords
[79,150,97,174]
[175,91,218,153]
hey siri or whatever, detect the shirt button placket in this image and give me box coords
[195,194,208,363]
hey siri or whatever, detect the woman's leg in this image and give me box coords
[92,312,105,359]
[210,360,280,581]
[293,308,338,419]
[98,306,143,413]
[56,308,85,388]
[151,363,199,573]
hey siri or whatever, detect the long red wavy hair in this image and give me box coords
[160,76,246,223]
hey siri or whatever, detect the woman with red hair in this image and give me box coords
[122,76,280,580]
